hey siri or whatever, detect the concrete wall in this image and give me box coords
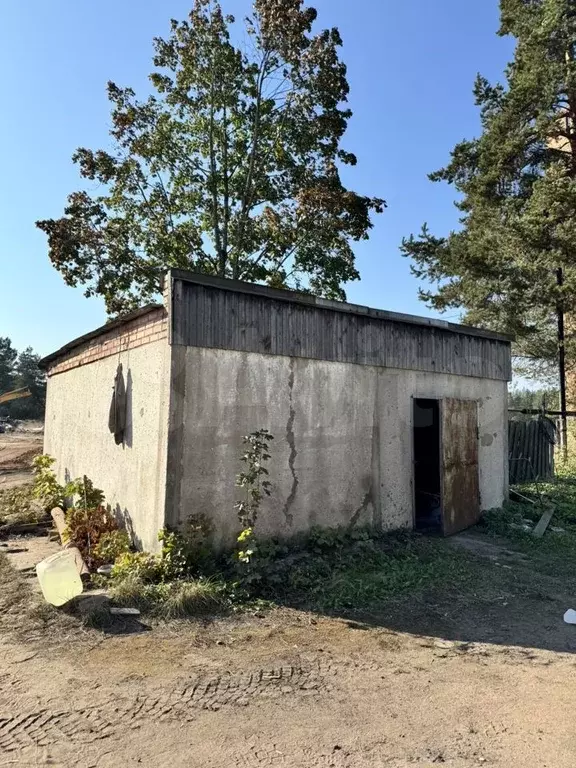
[166,347,508,549]
[44,339,171,552]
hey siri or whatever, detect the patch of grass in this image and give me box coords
[109,575,228,619]
[0,551,33,620]
[0,552,79,639]
[0,485,45,527]
[159,580,228,619]
[238,529,484,614]
[478,472,576,583]
[308,542,479,613]
[512,468,576,530]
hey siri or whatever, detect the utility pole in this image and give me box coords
[557,267,568,462]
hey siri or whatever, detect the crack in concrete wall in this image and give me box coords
[282,358,299,527]
[350,376,383,529]
[350,488,372,527]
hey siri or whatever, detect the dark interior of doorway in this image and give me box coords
[414,398,442,533]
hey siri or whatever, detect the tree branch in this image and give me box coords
[233,50,270,278]
[155,172,175,232]
[208,57,223,273]
[221,103,230,275]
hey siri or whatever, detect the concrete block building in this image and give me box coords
[42,270,512,552]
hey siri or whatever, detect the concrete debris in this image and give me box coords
[532,506,555,539]
[110,607,140,616]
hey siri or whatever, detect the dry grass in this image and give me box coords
[109,575,228,619]
[159,580,227,619]
[0,551,34,622]
[0,552,86,642]
[0,552,57,639]
[0,485,45,527]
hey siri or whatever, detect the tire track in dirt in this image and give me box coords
[0,658,338,752]
[3,640,553,754]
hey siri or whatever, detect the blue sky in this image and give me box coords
[0,0,514,357]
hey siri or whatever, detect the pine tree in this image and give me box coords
[401,0,576,385]
[508,386,559,411]
[8,349,46,420]
[0,338,17,396]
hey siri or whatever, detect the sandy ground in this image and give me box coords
[2,433,576,766]
[2,529,576,768]
[0,430,43,491]
[1,591,576,768]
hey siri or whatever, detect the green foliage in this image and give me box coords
[158,513,214,579]
[307,524,373,555]
[111,552,164,583]
[235,429,274,530]
[93,530,132,564]
[0,340,46,420]
[63,506,119,569]
[105,513,214,589]
[31,455,105,514]
[36,0,384,316]
[228,524,477,613]
[284,556,332,592]
[479,471,576,580]
[400,0,576,380]
[234,429,274,568]
[0,338,17,401]
[308,545,473,612]
[6,348,46,420]
[479,503,530,538]
[0,485,43,526]
[66,476,106,509]
[109,514,213,585]
[109,576,227,619]
[32,455,65,510]
[508,387,559,414]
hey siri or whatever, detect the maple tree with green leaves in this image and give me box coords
[37,0,384,315]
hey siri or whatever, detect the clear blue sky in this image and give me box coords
[0,0,513,357]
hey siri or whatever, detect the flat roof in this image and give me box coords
[170,270,513,344]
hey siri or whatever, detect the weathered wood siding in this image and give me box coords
[171,275,512,381]
[508,419,555,483]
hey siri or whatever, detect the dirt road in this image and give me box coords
[1,547,576,768]
[2,434,576,766]
[0,429,43,491]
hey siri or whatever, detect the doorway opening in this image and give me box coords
[413,398,442,533]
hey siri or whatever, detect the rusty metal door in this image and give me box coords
[441,398,480,536]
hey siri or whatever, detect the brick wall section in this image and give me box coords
[47,308,168,377]
[162,275,171,309]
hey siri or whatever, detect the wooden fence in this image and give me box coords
[508,418,556,484]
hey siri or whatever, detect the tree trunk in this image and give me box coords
[557,268,568,462]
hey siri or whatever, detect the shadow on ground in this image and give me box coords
[68,593,152,636]
[272,530,576,656]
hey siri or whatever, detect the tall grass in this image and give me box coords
[109,575,228,619]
